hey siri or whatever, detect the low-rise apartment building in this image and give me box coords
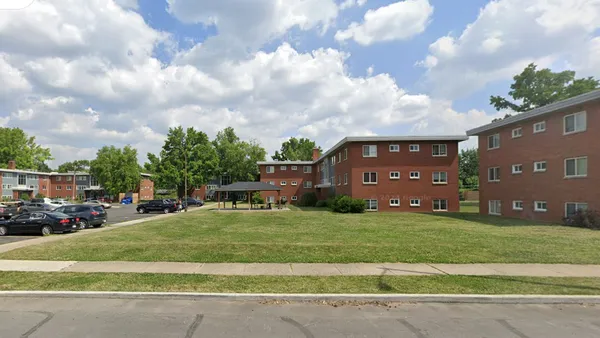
[0,160,153,200]
[257,136,467,212]
[467,89,599,222]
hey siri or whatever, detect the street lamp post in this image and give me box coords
[184,148,188,212]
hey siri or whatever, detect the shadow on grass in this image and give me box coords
[428,212,556,227]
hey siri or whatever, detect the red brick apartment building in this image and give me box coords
[467,89,600,222]
[257,136,467,212]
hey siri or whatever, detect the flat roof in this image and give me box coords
[0,168,152,178]
[214,181,282,192]
[256,161,313,165]
[467,89,600,135]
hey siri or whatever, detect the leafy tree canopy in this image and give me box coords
[90,145,140,197]
[57,160,90,173]
[0,127,53,171]
[213,127,267,182]
[490,63,599,121]
[458,148,479,189]
[272,137,322,161]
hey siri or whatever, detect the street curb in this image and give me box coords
[0,291,599,304]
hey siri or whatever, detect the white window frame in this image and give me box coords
[291,181,298,186]
[337,175,341,186]
[432,172,448,184]
[409,144,420,152]
[512,164,523,174]
[268,181,275,185]
[330,156,335,166]
[303,181,312,188]
[565,202,588,217]
[564,111,586,135]
[488,134,500,150]
[303,166,312,173]
[66,186,72,191]
[389,199,400,207]
[56,185,62,190]
[56,176,62,182]
[266,196,275,204]
[512,200,523,211]
[362,172,378,184]
[365,199,378,211]
[66,176,73,182]
[291,196,298,201]
[280,165,287,171]
[389,144,400,152]
[280,181,287,186]
[409,171,420,180]
[534,201,547,212]
[389,171,400,180]
[362,145,377,158]
[409,199,421,207]
[343,148,348,161]
[534,161,547,173]
[344,173,348,185]
[488,167,500,182]
[512,127,523,138]
[432,199,448,211]
[432,144,447,157]
[533,121,546,133]
[266,166,275,174]
[291,166,297,171]
[488,200,501,215]
[564,156,587,178]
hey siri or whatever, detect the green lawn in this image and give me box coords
[1,272,600,294]
[2,206,600,264]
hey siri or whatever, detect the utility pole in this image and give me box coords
[183,136,188,212]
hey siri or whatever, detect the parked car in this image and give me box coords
[186,197,204,206]
[31,198,54,204]
[84,199,112,209]
[0,211,79,236]
[54,204,107,229]
[136,199,178,214]
[21,203,56,213]
[0,201,24,220]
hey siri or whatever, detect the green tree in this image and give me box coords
[57,160,90,173]
[458,148,479,189]
[89,145,141,197]
[0,127,53,170]
[272,137,322,161]
[150,126,219,198]
[213,127,267,182]
[490,63,599,121]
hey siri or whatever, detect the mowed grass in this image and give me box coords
[1,272,600,294]
[2,204,600,264]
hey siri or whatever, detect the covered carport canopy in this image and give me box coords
[214,182,282,210]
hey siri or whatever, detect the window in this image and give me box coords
[42,185,46,190]
[533,121,546,133]
[18,175,26,185]
[291,196,298,201]
[362,145,377,157]
[4,184,11,189]
[365,199,378,211]
[280,166,287,171]
[268,181,275,185]
[291,166,297,171]
[432,144,447,156]
[513,201,523,210]
[389,171,400,179]
[266,166,274,173]
[534,201,547,212]
[280,181,287,186]
[512,164,523,174]
[390,199,400,207]
[77,185,87,190]
[66,186,72,191]
[338,152,341,163]
[409,144,420,152]
[56,185,62,190]
[56,176,62,181]
[389,144,399,152]
[303,181,312,188]
[409,171,420,179]
[565,203,588,217]
[303,166,312,173]
[266,196,275,203]
[564,111,586,134]
[90,176,98,186]
[291,181,298,186]
[337,175,341,186]
[66,176,72,182]
[410,199,421,207]
[488,167,500,182]
[330,177,335,185]
[433,172,448,184]
[29,185,35,189]
[534,161,547,172]
[489,200,501,215]
[344,173,348,185]
[2,173,14,178]
[77,175,87,180]
[343,148,348,161]
[512,128,523,138]
[363,172,378,184]
[488,134,500,150]
[565,157,587,178]
[433,199,448,211]
[330,156,335,165]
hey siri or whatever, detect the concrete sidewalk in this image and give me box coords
[1,260,600,277]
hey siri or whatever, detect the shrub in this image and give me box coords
[251,192,265,205]
[563,209,600,230]
[350,198,366,213]
[298,192,318,207]
[35,193,45,198]
[20,193,31,201]
[315,200,328,208]
[328,195,366,214]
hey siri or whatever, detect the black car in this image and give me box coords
[21,203,56,213]
[0,211,78,236]
[54,204,107,229]
[136,199,178,214]
[186,197,204,206]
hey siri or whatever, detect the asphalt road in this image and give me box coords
[0,297,599,337]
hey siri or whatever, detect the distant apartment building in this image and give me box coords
[467,89,599,222]
[257,136,467,212]
[0,160,153,200]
